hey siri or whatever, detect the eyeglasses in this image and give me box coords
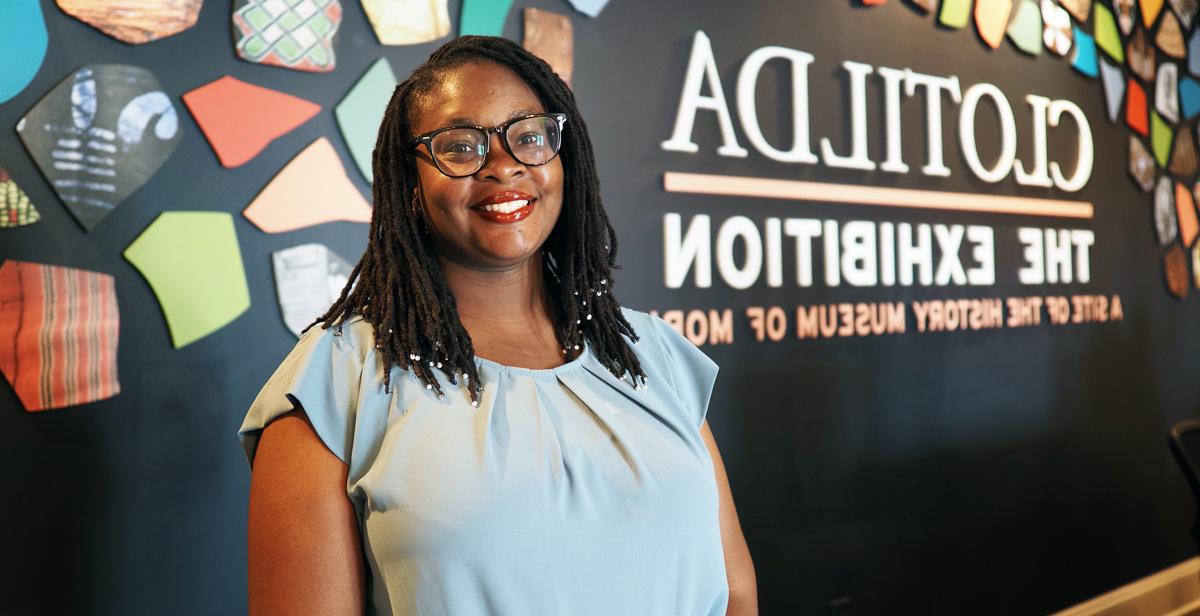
[412,113,568,178]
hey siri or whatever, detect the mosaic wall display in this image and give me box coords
[875,0,1200,299]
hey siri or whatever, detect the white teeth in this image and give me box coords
[480,199,529,214]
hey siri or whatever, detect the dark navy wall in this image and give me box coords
[1,1,1196,614]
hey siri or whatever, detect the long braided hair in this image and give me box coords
[308,36,645,404]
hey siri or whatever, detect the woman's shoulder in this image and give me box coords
[617,306,691,362]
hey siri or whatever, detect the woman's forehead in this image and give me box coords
[411,62,545,133]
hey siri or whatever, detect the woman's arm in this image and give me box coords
[700,419,759,616]
[248,407,367,616]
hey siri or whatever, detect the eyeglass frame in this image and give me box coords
[410,112,569,178]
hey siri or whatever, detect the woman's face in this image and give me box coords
[410,61,565,272]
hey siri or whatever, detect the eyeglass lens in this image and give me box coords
[429,116,562,177]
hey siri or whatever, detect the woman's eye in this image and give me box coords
[440,141,478,156]
[515,132,545,147]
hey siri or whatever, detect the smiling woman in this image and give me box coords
[238,36,757,616]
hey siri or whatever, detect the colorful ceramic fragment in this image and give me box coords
[1181,77,1200,118]
[1100,57,1126,123]
[233,0,341,73]
[16,64,181,232]
[975,0,1013,48]
[567,0,609,17]
[1176,181,1199,246]
[1042,0,1072,56]
[361,0,449,45]
[124,211,250,348]
[1158,63,1181,122]
[1116,0,1137,34]
[523,8,574,86]
[1164,244,1189,298]
[1192,241,1200,287]
[1143,0,1166,26]
[183,76,320,168]
[0,167,40,228]
[1152,111,1174,167]
[271,243,353,337]
[1071,27,1099,76]
[1157,10,1187,58]
[1128,78,1149,135]
[0,261,120,411]
[1130,137,1156,191]
[1127,27,1157,81]
[0,0,48,104]
[1094,3,1125,61]
[1006,0,1042,54]
[1059,0,1092,21]
[1170,0,1198,29]
[1191,29,1200,75]
[242,138,372,233]
[1156,176,1180,244]
[56,0,202,44]
[1170,125,1199,178]
[939,0,971,27]
[335,58,397,182]
[459,0,513,36]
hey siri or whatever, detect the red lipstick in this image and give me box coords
[471,190,536,224]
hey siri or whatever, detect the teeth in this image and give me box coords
[480,199,529,214]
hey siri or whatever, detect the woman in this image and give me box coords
[239,36,756,615]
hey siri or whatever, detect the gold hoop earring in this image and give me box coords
[411,192,428,234]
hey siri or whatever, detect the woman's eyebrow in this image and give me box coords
[437,109,541,127]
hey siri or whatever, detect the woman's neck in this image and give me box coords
[437,251,557,339]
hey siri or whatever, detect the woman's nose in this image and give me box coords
[475,132,525,181]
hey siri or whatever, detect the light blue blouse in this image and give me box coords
[238,308,729,615]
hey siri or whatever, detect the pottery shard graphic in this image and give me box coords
[0,261,120,411]
[271,243,353,337]
[1155,176,1180,245]
[1127,27,1156,82]
[0,167,40,228]
[233,0,342,73]
[1041,0,1072,56]
[56,0,203,44]
[16,65,181,232]
[1164,244,1190,298]
[1130,137,1156,192]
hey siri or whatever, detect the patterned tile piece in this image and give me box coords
[0,261,120,411]
[15,65,181,231]
[523,8,574,86]
[1130,136,1156,191]
[1156,176,1180,245]
[56,0,202,44]
[1127,27,1157,81]
[1042,0,1072,55]
[362,0,449,45]
[0,167,40,228]
[1158,62,1181,122]
[1164,243,1189,298]
[271,243,353,337]
[233,0,341,73]
[1157,9,1187,58]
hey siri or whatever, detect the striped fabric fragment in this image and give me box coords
[0,261,120,411]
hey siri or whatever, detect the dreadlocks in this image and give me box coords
[308,35,646,404]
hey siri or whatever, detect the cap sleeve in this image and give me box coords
[649,315,719,429]
[238,324,364,468]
